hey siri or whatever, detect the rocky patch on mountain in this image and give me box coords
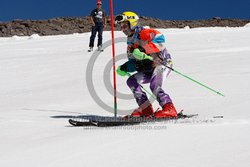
[0,16,249,37]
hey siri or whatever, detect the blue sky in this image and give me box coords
[1,0,250,22]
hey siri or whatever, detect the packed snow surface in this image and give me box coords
[1,26,250,167]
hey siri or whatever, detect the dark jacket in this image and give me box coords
[90,8,106,24]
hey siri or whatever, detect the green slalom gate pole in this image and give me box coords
[164,65,225,97]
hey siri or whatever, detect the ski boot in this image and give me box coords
[97,45,103,52]
[131,103,154,118]
[123,103,154,119]
[154,103,177,118]
[88,47,93,52]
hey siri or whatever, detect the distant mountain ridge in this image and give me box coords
[0,16,249,37]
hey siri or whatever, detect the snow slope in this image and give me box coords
[1,26,250,167]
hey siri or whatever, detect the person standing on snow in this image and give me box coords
[115,11,177,118]
[88,0,106,52]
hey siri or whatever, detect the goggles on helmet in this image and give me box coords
[115,14,139,24]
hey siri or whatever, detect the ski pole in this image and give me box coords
[126,73,157,100]
[131,49,224,96]
[163,65,225,97]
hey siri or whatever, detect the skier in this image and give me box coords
[88,0,106,52]
[115,11,177,118]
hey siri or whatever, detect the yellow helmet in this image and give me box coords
[115,11,139,30]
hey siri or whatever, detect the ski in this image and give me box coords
[68,112,198,127]
[68,119,94,126]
